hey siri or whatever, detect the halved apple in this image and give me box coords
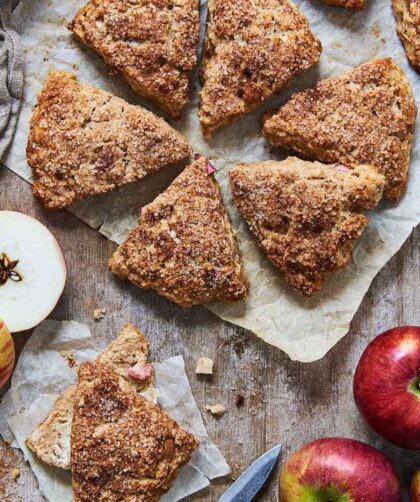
[0,320,15,388]
[0,211,66,332]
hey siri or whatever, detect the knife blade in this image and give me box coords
[218,444,282,502]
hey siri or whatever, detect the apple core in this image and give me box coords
[0,211,67,332]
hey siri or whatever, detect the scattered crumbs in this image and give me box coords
[195,357,214,375]
[206,403,225,417]
[60,350,76,368]
[0,441,23,500]
[333,41,342,49]
[235,394,245,407]
[372,25,381,39]
[12,468,20,482]
[93,308,107,321]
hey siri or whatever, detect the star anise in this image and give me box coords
[0,253,23,286]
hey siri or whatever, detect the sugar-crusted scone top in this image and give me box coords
[69,0,200,118]
[230,158,385,296]
[27,72,191,210]
[199,0,322,137]
[71,361,199,502]
[109,157,249,307]
[263,58,417,201]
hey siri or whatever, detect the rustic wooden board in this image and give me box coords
[0,165,419,501]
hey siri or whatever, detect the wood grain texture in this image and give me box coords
[0,165,419,501]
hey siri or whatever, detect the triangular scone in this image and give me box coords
[109,157,249,307]
[26,324,157,470]
[263,59,417,201]
[320,0,366,8]
[69,0,200,118]
[27,71,191,210]
[71,361,199,502]
[199,0,322,137]
[230,158,385,296]
[392,0,420,71]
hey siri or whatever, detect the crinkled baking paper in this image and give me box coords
[4,0,419,362]
[0,320,230,502]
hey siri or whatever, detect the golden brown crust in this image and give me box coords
[320,0,366,9]
[71,361,199,502]
[69,0,200,117]
[392,0,420,71]
[109,157,249,307]
[25,324,156,470]
[230,158,385,296]
[199,0,322,137]
[27,71,191,210]
[263,58,417,201]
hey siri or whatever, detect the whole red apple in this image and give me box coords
[411,469,420,502]
[279,438,401,501]
[353,326,420,449]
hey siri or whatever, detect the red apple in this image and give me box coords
[279,438,401,501]
[0,320,15,388]
[411,469,420,502]
[353,326,420,449]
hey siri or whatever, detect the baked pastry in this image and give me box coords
[69,0,200,118]
[27,71,191,210]
[71,361,199,502]
[26,324,157,470]
[263,58,417,201]
[109,156,249,307]
[320,0,366,8]
[392,0,420,71]
[199,0,322,138]
[230,158,385,296]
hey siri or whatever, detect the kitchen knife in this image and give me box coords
[218,444,282,502]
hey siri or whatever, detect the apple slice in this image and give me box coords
[0,211,66,332]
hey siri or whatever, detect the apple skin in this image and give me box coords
[0,320,15,388]
[279,438,401,501]
[353,326,420,449]
[411,470,420,502]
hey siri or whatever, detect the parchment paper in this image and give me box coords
[3,0,419,361]
[0,320,230,502]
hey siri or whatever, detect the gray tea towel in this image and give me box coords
[0,0,22,161]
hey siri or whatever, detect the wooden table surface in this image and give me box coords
[0,164,419,501]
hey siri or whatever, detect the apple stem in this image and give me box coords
[409,376,420,397]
